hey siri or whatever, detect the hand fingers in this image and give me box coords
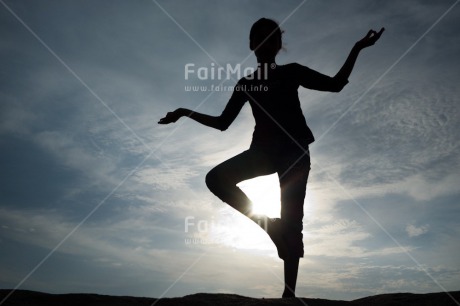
[368,27,385,43]
[374,28,384,39]
[158,115,171,124]
[368,27,384,37]
[159,118,173,124]
[158,112,178,124]
[372,28,384,43]
[366,29,374,38]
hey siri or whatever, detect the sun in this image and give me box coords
[237,174,281,218]
[211,174,284,253]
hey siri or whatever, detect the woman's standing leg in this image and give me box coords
[277,146,310,298]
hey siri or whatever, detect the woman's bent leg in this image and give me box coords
[205,149,275,217]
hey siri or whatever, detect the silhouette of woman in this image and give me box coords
[159,18,384,298]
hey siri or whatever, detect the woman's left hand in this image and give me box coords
[356,28,385,49]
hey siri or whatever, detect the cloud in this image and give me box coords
[308,75,460,207]
[304,218,414,258]
[406,223,429,238]
[133,165,198,190]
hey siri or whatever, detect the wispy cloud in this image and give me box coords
[406,223,429,238]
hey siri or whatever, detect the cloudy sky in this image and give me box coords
[1,0,459,302]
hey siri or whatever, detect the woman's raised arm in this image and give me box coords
[334,28,385,83]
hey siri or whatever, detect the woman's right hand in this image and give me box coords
[158,108,185,124]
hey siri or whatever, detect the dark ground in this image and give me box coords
[1,290,459,306]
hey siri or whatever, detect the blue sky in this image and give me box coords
[1,0,460,301]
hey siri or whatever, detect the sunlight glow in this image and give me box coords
[237,174,281,218]
[210,213,277,254]
[211,179,317,254]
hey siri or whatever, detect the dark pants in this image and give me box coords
[205,142,310,232]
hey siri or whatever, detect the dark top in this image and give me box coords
[219,63,348,147]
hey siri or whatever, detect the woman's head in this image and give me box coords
[249,18,283,61]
